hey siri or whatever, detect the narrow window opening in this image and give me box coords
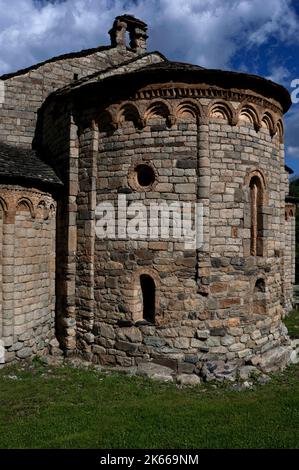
[250,176,263,256]
[254,278,265,293]
[253,278,266,314]
[140,274,155,323]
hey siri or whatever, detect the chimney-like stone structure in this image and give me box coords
[109,15,148,53]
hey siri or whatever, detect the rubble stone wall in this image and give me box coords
[0,44,164,365]
[285,204,296,312]
[0,186,56,363]
[0,47,163,148]
[41,78,294,376]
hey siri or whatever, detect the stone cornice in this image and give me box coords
[134,83,283,115]
[0,185,55,219]
[91,89,284,142]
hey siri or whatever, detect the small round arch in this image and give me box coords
[49,203,56,218]
[275,119,284,143]
[0,196,8,213]
[117,102,143,129]
[36,200,49,220]
[174,100,201,121]
[208,100,234,124]
[16,197,35,218]
[144,100,171,124]
[261,112,275,136]
[238,103,261,131]
[245,168,267,192]
[97,110,118,133]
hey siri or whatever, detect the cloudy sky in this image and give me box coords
[1,0,299,173]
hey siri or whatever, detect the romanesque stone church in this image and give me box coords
[0,15,296,377]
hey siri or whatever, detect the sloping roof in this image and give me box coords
[50,51,167,96]
[130,61,291,113]
[0,143,62,186]
[136,60,205,72]
[0,45,113,80]
[50,59,291,114]
[53,59,204,96]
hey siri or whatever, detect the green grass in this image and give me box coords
[284,309,299,339]
[0,361,299,449]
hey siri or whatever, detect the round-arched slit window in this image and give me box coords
[140,274,156,323]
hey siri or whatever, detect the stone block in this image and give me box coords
[144,336,166,348]
[173,337,190,349]
[16,347,32,359]
[99,323,116,340]
[177,374,201,386]
[177,362,195,374]
[117,327,142,343]
[137,362,174,382]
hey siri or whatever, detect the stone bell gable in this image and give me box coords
[0,15,296,377]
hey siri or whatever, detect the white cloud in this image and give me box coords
[266,66,291,85]
[0,1,298,169]
[0,0,298,75]
[287,146,299,157]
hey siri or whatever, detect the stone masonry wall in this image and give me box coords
[207,119,288,363]
[41,81,293,376]
[93,97,290,371]
[2,15,294,373]
[0,185,56,364]
[284,203,296,312]
[38,52,165,354]
[90,113,200,367]
[0,47,164,148]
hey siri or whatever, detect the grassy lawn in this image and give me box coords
[0,360,299,449]
[284,309,299,339]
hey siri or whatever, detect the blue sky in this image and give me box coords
[1,0,299,174]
